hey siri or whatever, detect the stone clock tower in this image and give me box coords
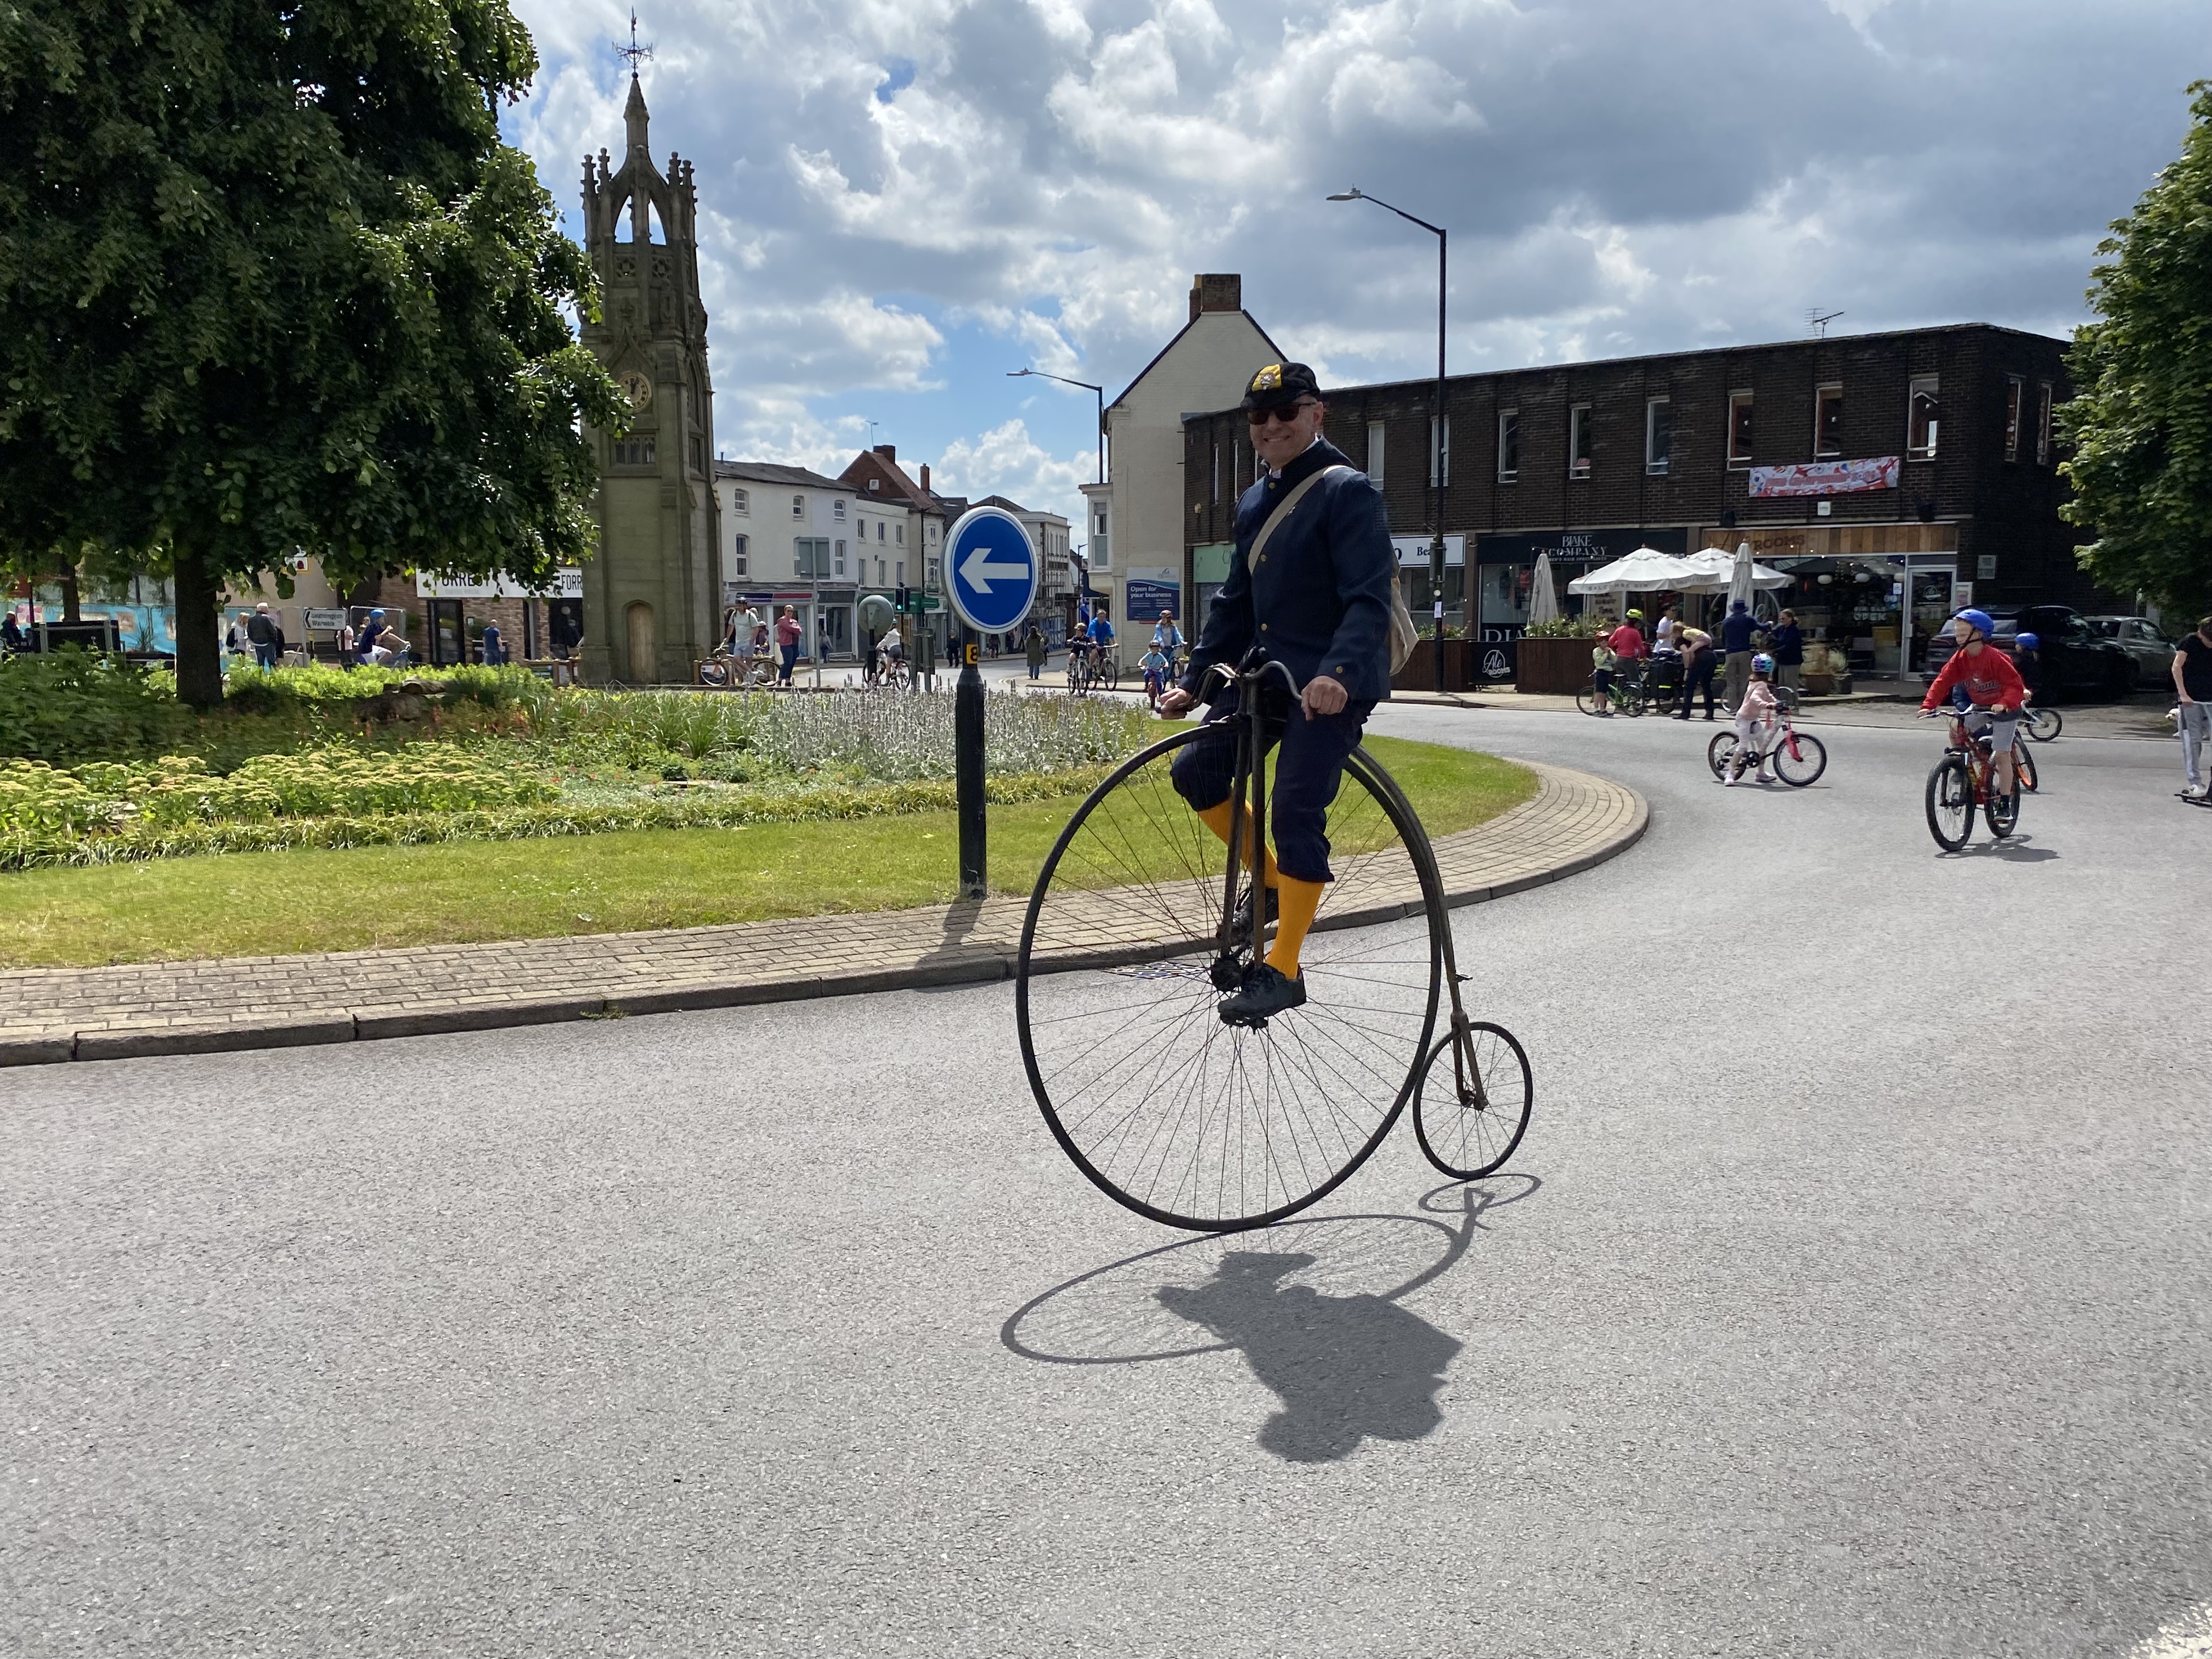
[577,74,716,683]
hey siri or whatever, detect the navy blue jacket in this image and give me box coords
[1181,439,1396,703]
[1769,621,1802,665]
[1720,610,1759,652]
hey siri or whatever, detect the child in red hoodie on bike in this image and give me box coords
[1918,608,2027,800]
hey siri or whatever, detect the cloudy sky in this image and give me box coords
[503,0,2207,533]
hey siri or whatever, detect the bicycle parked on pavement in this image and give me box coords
[1015,652,1533,1232]
[1576,668,1649,718]
[1922,706,2023,850]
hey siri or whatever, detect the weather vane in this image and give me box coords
[615,9,653,73]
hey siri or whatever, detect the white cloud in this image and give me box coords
[504,0,2203,513]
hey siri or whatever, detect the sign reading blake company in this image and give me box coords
[1748,456,1899,499]
[1475,526,1686,566]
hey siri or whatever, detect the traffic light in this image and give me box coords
[895,583,910,614]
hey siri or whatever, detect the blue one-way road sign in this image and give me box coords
[945,507,1039,635]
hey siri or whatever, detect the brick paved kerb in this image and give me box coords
[0,760,1645,1066]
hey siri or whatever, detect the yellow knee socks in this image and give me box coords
[1195,800,1276,889]
[1265,876,1325,979]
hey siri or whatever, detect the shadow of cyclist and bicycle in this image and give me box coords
[1000,1175,1539,1463]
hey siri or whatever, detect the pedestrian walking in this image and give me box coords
[1674,623,1717,719]
[480,621,506,666]
[1720,600,1759,710]
[246,601,277,670]
[774,605,802,686]
[1770,608,1804,694]
[2174,616,2212,801]
[1024,623,1047,681]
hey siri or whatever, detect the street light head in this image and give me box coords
[1327,189,1362,201]
[1007,368,1035,377]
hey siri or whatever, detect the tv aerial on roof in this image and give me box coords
[1807,308,1845,339]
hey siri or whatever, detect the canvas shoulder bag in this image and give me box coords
[1248,466,1420,675]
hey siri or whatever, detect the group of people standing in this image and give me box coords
[720,603,806,686]
[1591,601,1806,720]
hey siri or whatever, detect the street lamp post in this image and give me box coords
[1007,368,1105,484]
[1329,187,1448,695]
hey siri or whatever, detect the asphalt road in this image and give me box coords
[7,701,2209,1658]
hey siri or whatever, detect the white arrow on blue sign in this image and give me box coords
[944,506,1039,635]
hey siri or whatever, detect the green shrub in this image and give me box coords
[0,651,192,761]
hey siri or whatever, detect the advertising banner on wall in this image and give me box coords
[1747,456,1899,498]
[1124,571,1182,622]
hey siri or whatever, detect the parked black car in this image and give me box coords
[1921,605,2137,701]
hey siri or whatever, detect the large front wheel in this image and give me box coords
[1016,730,1444,1232]
[1926,755,1974,850]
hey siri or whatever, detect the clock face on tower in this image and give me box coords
[620,370,653,411]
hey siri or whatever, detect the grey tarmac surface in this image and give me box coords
[6,699,2210,1658]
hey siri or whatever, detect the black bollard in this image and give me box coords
[955,624,986,899]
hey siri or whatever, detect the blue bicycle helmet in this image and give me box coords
[1751,652,1775,674]
[1952,607,1995,638]
[2016,631,2040,650]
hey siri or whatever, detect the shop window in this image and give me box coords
[1815,385,1844,457]
[1908,375,1939,459]
[2036,382,2053,466]
[1727,391,1754,467]
[1367,421,1386,483]
[1429,415,1451,487]
[1569,405,1593,478]
[2003,376,2023,461]
[1497,410,1520,482]
[1645,397,1671,476]
[731,533,748,576]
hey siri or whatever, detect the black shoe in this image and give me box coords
[1218,964,1306,1028]
[1231,882,1277,943]
[1673,713,1689,720]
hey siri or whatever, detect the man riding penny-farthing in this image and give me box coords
[1015,363,1534,1232]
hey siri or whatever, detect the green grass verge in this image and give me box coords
[0,736,1536,967]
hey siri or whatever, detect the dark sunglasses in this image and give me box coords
[1246,400,1317,426]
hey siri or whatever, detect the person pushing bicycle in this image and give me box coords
[1157,360,1397,1024]
[1919,607,2027,800]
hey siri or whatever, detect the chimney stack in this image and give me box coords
[874,443,896,461]
[1190,273,1243,320]
[919,464,931,493]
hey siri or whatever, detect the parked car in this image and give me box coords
[2085,615,2177,687]
[1921,604,2137,701]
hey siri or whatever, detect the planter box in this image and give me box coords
[1390,638,1477,693]
[1515,635,1599,696]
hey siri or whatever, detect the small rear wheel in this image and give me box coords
[2026,706,2062,742]
[1576,682,1602,716]
[1706,730,1737,779]
[1414,1022,1533,1180]
[1773,730,1827,787]
[1926,755,1974,851]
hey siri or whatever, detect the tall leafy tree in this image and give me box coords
[2062,81,2212,619]
[0,0,621,704]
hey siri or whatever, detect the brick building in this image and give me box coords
[1182,323,2082,681]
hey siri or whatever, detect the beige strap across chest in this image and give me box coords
[1248,465,1350,567]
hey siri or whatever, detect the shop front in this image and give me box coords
[1475,527,1689,683]
[1710,525,1958,680]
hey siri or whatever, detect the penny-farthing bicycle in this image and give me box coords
[1014,655,1533,1233]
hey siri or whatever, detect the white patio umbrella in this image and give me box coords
[1566,546,1697,597]
[1726,540,1790,615]
[1527,551,1561,627]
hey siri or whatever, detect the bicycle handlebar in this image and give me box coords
[1201,656,1306,699]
